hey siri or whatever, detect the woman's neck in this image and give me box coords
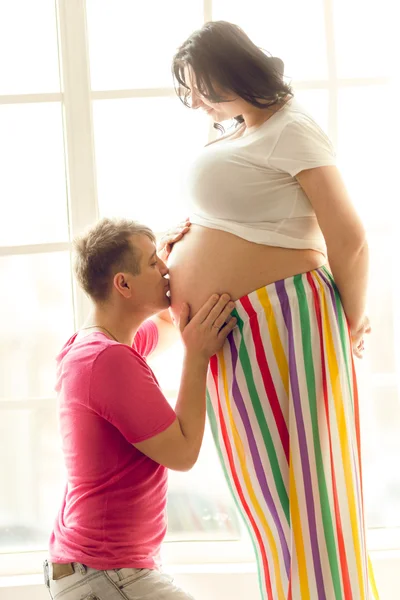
[242,97,289,130]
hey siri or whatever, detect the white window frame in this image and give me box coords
[0,0,399,580]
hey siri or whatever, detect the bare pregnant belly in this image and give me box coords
[168,225,325,322]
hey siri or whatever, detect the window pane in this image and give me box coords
[148,345,241,541]
[337,84,400,526]
[363,232,397,375]
[213,0,327,81]
[357,233,400,525]
[86,0,203,90]
[361,381,400,528]
[0,103,69,246]
[0,252,74,400]
[337,86,396,228]
[334,0,398,79]
[0,407,64,552]
[167,426,242,541]
[0,408,240,554]
[93,98,209,231]
[0,0,60,94]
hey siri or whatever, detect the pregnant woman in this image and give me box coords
[168,20,378,600]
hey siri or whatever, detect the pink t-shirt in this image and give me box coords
[49,321,177,570]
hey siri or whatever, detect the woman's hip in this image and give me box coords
[206,266,354,423]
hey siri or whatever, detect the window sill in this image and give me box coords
[0,565,260,600]
[1,554,400,600]
[1,529,399,577]
[0,563,257,589]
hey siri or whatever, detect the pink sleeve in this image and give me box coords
[90,345,176,444]
[133,320,159,357]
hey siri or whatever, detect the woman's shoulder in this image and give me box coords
[272,97,319,130]
[273,98,334,148]
[204,97,330,150]
[242,97,322,143]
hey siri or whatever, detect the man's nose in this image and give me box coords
[160,260,169,276]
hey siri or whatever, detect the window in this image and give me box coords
[0,0,399,576]
[0,0,74,562]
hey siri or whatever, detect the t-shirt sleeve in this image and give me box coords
[90,345,176,444]
[268,117,336,177]
[132,319,159,357]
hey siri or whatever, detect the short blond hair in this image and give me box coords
[74,217,156,302]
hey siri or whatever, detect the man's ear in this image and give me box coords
[113,272,133,298]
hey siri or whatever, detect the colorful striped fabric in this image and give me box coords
[206,267,379,600]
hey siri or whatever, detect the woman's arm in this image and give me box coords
[296,165,370,353]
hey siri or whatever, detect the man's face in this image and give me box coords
[126,235,170,316]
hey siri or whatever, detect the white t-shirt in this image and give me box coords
[186,98,336,255]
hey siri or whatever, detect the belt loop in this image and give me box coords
[77,562,87,575]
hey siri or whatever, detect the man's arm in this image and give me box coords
[134,295,236,471]
[92,296,235,472]
[134,353,209,471]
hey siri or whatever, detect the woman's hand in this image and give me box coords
[157,218,191,263]
[178,294,237,361]
[351,315,371,359]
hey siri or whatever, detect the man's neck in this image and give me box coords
[83,304,145,346]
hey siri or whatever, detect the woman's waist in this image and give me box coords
[168,225,324,317]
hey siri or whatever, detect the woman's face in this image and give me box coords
[184,66,246,122]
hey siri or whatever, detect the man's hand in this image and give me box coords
[157,218,191,263]
[179,294,237,361]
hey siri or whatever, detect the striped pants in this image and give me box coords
[206,268,379,600]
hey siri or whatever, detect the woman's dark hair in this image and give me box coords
[172,21,292,128]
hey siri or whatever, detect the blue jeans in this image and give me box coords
[43,560,195,599]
